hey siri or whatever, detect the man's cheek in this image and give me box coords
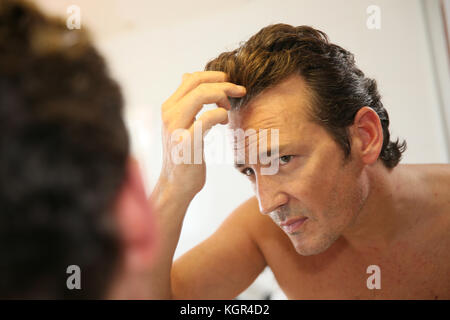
[295,173,325,202]
[297,182,330,222]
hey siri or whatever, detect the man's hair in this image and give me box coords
[0,0,129,298]
[206,24,406,168]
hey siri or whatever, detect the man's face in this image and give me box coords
[229,75,368,256]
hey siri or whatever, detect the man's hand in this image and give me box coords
[147,71,246,298]
[157,71,246,202]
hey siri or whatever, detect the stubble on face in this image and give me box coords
[282,161,368,257]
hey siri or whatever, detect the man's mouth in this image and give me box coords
[279,217,308,234]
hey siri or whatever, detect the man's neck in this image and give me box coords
[340,164,421,253]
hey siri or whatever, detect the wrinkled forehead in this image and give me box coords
[228,77,316,163]
[229,110,302,164]
[229,78,314,144]
[229,75,314,131]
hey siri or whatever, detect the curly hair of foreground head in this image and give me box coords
[0,0,129,298]
[206,24,406,168]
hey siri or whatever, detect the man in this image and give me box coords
[0,0,157,299]
[151,24,450,299]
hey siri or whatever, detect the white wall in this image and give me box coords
[36,0,449,299]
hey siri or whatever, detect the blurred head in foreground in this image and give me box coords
[0,0,155,299]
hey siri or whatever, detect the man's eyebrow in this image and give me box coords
[233,144,290,169]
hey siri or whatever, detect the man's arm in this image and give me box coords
[146,71,258,298]
[171,197,267,299]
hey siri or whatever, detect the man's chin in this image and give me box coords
[291,235,337,256]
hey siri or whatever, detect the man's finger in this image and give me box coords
[191,108,229,135]
[174,82,245,128]
[166,71,229,106]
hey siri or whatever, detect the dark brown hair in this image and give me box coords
[0,0,128,298]
[205,24,406,168]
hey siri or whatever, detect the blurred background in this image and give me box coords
[35,0,450,299]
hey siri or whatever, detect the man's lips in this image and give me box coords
[280,217,308,233]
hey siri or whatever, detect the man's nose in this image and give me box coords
[255,175,288,215]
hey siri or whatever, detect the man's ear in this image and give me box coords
[114,157,156,272]
[350,107,383,165]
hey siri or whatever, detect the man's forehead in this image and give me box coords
[231,128,301,163]
[229,105,310,156]
[227,75,317,163]
[228,75,313,132]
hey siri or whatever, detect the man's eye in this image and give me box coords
[241,167,254,177]
[280,155,293,165]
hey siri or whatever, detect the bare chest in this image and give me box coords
[265,235,450,299]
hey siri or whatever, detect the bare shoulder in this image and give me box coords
[417,163,450,211]
[171,197,270,299]
[412,163,450,180]
[401,163,450,206]
[415,163,450,179]
[409,164,450,277]
[405,163,450,233]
